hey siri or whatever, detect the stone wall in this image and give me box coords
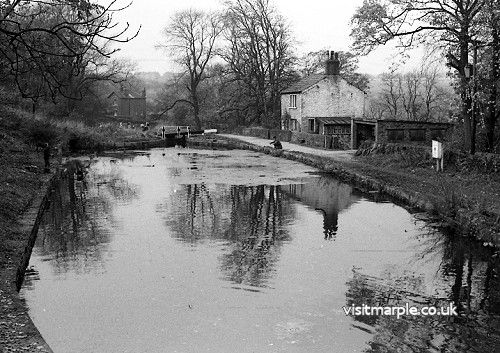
[270,129,292,142]
[241,127,346,149]
[242,127,292,142]
[290,131,333,149]
[281,76,365,133]
[281,93,302,130]
[301,77,365,133]
[242,127,270,139]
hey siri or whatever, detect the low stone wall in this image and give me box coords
[269,129,292,142]
[241,127,270,139]
[290,131,332,149]
[240,127,350,150]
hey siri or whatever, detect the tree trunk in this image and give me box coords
[192,90,201,130]
[486,22,499,152]
[471,44,478,155]
[460,38,473,153]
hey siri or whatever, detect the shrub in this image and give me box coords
[25,121,59,147]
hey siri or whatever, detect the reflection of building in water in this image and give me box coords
[282,176,361,240]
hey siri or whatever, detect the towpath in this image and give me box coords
[218,134,355,161]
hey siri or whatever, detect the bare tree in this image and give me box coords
[367,59,457,121]
[222,0,295,128]
[379,67,402,119]
[158,9,223,130]
[350,0,488,153]
[0,0,138,101]
[399,71,422,121]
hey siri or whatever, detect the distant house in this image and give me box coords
[107,87,147,120]
[281,51,366,136]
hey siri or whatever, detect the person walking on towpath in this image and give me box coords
[270,136,282,150]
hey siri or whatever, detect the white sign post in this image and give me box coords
[432,140,444,171]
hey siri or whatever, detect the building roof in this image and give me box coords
[315,117,352,125]
[281,74,328,94]
[281,73,366,94]
[352,118,454,126]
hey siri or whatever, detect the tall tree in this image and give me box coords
[159,9,223,130]
[222,0,295,128]
[0,0,138,102]
[350,0,487,153]
[479,0,500,151]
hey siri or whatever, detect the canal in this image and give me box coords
[21,148,500,352]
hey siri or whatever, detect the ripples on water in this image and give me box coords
[21,149,500,353]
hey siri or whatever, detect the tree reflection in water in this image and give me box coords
[345,226,500,353]
[33,159,139,275]
[163,184,295,288]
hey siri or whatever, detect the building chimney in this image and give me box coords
[325,50,340,75]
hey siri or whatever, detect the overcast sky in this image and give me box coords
[112,0,423,75]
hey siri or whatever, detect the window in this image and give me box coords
[387,129,405,142]
[291,119,298,131]
[308,118,315,132]
[289,94,297,108]
[409,129,426,141]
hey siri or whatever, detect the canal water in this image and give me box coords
[21,148,500,353]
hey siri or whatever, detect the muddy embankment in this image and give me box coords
[188,135,500,248]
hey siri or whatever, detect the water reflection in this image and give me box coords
[345,226,500,353]
[21,149,500,353]
[28,158,139,278]
[162,184,295,288]
[282,176,361,240]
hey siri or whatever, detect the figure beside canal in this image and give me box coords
[43,143,51,173]
[270,136,282,149]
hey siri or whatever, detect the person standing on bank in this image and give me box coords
[270,136,282,149]
[43,143,50,173]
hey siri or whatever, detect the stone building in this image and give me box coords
[107,87,147,120]
[351,119,454,148]
[280,51,366,135]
